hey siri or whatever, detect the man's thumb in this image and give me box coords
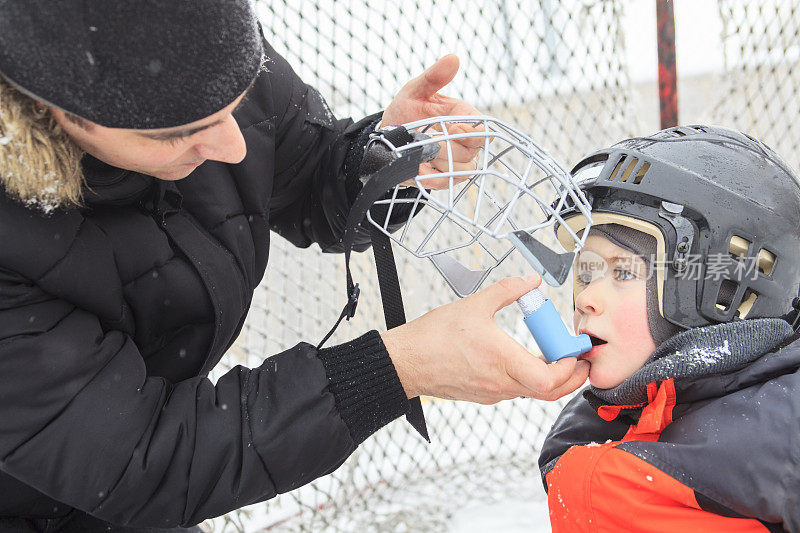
[407,54,459,99]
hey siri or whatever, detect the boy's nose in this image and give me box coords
[575,283,604,315]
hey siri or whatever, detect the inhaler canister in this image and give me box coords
[517,289,592,363]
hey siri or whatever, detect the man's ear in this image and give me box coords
[50,106,95,132]
[47,105,67,126]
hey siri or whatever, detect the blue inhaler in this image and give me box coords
[516,289,591,363]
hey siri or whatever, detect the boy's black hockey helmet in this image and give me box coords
[556,125,800,329]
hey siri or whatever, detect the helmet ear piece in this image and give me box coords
[646,267,685,345]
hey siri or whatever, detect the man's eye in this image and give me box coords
[158,137,184,146]
[613,268,635,281]
[576,271,593,285]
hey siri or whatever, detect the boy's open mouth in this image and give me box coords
[588,334,607,347]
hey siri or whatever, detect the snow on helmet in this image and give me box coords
[556,125,800,329]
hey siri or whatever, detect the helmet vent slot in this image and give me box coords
[620,158,638,182]
[633,162,650,184]
[729,235,751,261]
[737,289,758,319]
[757,248,776,276]
[608,157,625,181]
[609,157,649,184]
[716,279,738,311]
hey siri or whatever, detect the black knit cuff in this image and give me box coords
[317,330,409,446]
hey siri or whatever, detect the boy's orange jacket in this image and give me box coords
[540,321,800,532]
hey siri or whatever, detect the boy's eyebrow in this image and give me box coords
[577,252,641,265]
[607,255,635,264]
[136,87,253,141]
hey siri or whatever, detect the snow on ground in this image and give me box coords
[446,497,551,533]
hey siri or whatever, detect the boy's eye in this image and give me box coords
[576,270,593,285]
[613,268,636,281]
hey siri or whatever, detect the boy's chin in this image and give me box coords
[587,367,628,390]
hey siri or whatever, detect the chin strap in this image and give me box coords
[318,126,430,442]
[788,296,800,332]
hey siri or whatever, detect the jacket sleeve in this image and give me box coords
[0,267,408,527]
[257,38,417,253]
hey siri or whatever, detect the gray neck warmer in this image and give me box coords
[592,317,794,405]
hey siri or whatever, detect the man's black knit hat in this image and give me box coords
[0,0,263,129]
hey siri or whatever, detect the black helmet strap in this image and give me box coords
[658,201,694,274]
[785,294,800,332]
[318,130,430,442]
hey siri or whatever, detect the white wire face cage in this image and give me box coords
[364,116,593,297]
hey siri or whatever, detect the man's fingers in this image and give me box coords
[424,118,486,149]
[406,54,460,100]
[445,100,485,120]
[536,359,590,400]
[446,125,488,149]
[422,102,485,147]
[431,137,481,165]
[423,158,477,177]
[470,276,543,315]
[506,352,588,399]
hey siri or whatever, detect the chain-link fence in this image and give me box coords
[710,0,800,172]
[202,1,798,531]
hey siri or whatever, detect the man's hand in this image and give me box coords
[381,276,590,404]
[381,55,484,189]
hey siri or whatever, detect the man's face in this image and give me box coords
[50,91,249,180]
[572,234,657,389]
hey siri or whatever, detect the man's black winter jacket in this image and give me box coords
[0,41,411,527]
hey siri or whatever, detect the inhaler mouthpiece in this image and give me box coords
[517,289,592,363]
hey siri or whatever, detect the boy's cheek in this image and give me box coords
[612,296,649,332]
[611,296,657,356]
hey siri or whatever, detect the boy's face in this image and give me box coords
[572,234,657,389]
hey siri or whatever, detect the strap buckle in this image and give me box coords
[346,283,360,320]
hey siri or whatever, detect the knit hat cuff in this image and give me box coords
[589,224,656,265]
[0,1,264,129]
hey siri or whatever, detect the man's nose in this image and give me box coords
[194,116,247,164]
